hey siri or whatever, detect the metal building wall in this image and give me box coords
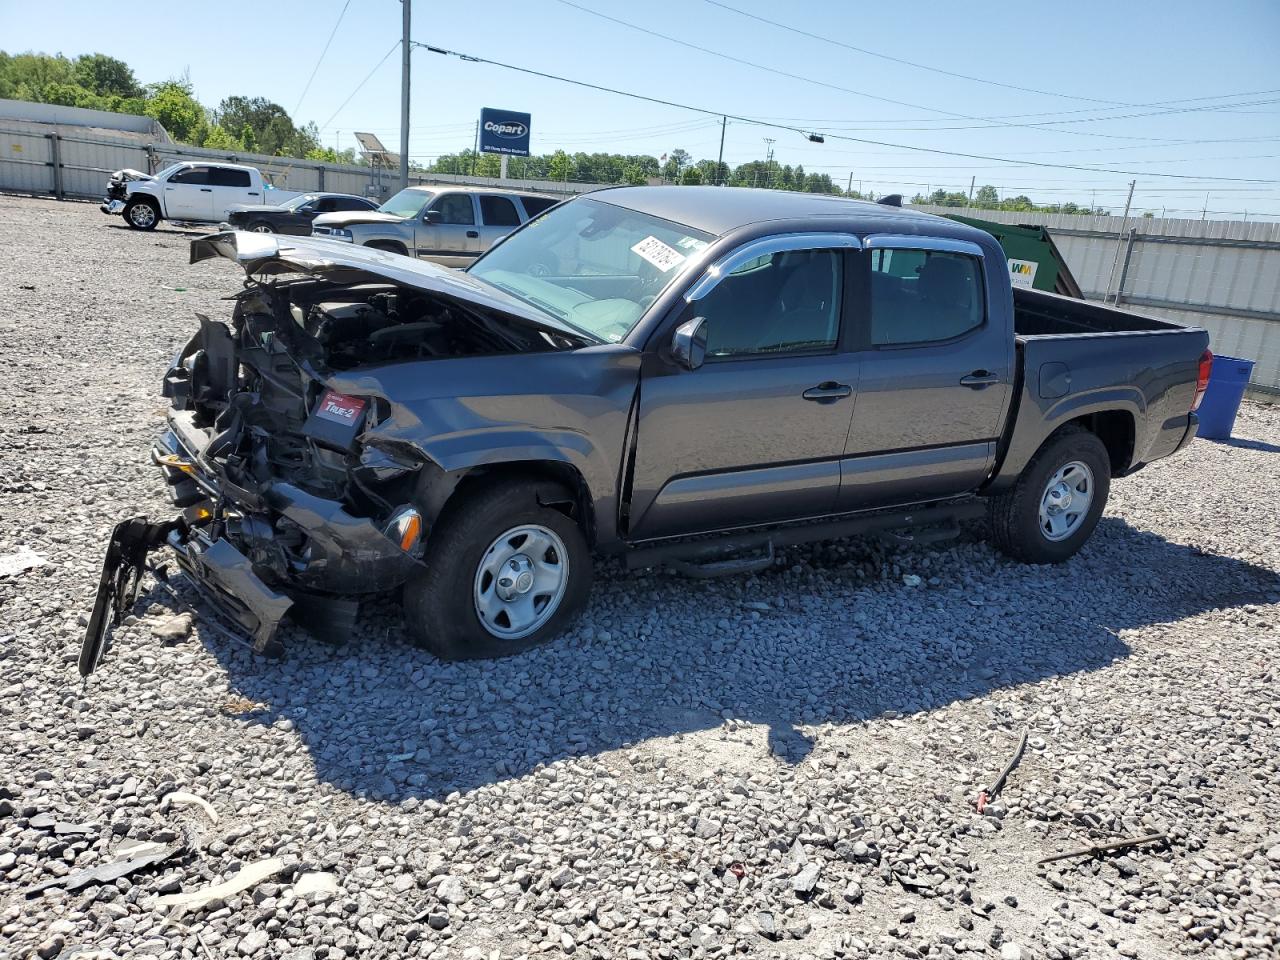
[916,205,1280,394]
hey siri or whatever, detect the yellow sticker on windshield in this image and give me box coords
[631,236,686,273]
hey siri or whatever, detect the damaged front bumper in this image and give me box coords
[79,420,420,676]
[101,199,125,215]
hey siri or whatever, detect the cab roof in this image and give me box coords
[589,185,978,241]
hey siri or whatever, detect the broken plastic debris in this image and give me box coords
[292,871,340,900]
[160,791,218,824]
[155,857,286,912]
[25,842,180,896]
[0,546,47,578]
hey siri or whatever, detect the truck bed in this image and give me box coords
[1013,286,1179,336]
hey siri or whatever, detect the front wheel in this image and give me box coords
[988,425,1111,563]
[123,198,159,230]
[248,220,275,233]
[403,478,592,660]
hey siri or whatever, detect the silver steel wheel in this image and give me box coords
[250,222,274,233]
[1039,460,1094,542]
[473,524,568,640]
[128,203,156,228]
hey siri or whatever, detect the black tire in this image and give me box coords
[366,240,408,256]
[247,220,275,233]
[123,198,160,231]
[403,478,592,660]
[988,425,1111,564]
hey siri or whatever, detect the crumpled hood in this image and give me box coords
[311,210,406,228]
[110,168,152,182]
[189,231,599,344]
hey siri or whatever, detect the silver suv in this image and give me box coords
[311,185,559,267]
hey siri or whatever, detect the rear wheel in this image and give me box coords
[989,425,1111,563]
[248,220,275,233]
[124,198,160,230]
[403,478,592,660]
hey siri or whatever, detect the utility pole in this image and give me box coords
[471,120,479,177]
[1103,180,1136,303]
[716,116,726,185]
[399,0,410,190]
[762,138,775,189]
[846,172,853,196]
[968,176,975,206]
[1202,193,1209,220]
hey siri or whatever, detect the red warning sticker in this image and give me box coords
[314,389,366,425]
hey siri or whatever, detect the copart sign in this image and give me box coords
[479,108,532,157]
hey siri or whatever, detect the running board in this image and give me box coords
[624,501,987,574]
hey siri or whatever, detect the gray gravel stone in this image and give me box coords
[1,195,1278,960]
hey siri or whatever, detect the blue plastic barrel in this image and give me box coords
[1197,354,1255,440]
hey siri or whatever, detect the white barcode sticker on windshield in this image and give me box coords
[631,236,686,272]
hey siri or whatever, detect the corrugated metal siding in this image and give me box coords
[0,127,53,195]
[916,204,1280,392]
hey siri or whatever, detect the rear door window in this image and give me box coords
[479,195,522,227]
[209,168,252,188]
[868,249,984,345]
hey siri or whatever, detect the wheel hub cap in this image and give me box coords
[496,555,535,601]
[473,524,569,640]
[1038,461,1094,542]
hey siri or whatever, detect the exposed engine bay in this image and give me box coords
[169,276,577,504]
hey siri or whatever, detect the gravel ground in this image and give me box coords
[1,195,1278,960]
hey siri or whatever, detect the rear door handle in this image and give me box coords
[960,371,1000,388]
[466,230,479,238]
[802,381,852,403]
[199,188,212,192]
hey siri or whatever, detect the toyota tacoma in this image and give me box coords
[83,187,1211,672]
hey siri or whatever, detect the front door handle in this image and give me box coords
[199,188,212,192]
[466,230,479,238]
[802,381,852,403]
[960,371,1000,388]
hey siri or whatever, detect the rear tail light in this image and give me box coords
[1192,349,1213,411]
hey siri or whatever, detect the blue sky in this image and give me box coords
[3,0,1279,217]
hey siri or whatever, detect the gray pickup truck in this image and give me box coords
[82,187,1211,671]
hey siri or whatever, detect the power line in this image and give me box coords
[700,1,1280,122]
[318,41,399,133]
[294,0,352,117]
[699,0,1128,106]
[414,42,1280,184]
[552,0,1279,142]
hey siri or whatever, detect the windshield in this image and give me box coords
[468,197,714,343]
[378,188,434,219]
[282,193,319,210]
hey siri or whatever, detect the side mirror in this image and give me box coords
[670,317,708,370]
[423,208,443,224]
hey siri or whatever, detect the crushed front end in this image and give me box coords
[82,232,585,674]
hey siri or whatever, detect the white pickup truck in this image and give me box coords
[101,162,267,231]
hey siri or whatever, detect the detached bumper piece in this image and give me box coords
[81,516,186,677]
[100,199,125,215]
[80,518,296,677]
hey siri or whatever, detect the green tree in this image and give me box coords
[680,167,703,185]
[73,54,142,99]
[144,81,206,142]
[202,124,241,151]
[238,123,257,152]
[547,149,572,182]
[974,184,1000,206]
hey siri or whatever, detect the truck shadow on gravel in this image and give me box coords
[182,515,1278,802]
